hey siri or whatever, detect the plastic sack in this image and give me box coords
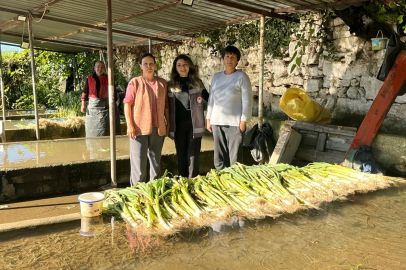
[243,123,274,164]
[280,88,331,124]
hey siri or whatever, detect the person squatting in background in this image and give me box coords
[167,54,209,178]
[123,53,170,185]
[206,45,253,170]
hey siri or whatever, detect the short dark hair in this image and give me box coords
[93,60,105,67]
[139,53,156,64]
[221,45,241,61]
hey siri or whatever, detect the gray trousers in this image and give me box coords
[129,127,165,185]
[212,125,242,170]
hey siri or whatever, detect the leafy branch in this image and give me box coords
[289,10,336,73]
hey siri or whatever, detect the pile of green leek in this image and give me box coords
[103,162,405,234]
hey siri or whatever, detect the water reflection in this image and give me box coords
[0,136,212,169]
[1,186,405,269]
[0,137,131,169]
[79,216,105,236]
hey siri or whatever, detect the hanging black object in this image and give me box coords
[243,123,274,164]
[376,32,406,96]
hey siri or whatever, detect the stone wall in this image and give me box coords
[116,16,406,135]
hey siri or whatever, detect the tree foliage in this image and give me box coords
[1,49,126,110]
[364,0,406,33]
[197,17,299,59]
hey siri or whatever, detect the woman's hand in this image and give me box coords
[80,101,86,114]
[127,126,136,140]
[239,121,246,133]
[206,119,212,133]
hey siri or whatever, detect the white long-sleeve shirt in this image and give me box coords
[206,70,252,126]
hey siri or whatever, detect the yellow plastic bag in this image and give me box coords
[279,88,331,124]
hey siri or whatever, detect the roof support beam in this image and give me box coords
[43,1,181,43]
[35,14,181,44]
[0,0,65,28]
[111,1,180,24]
[0,6,181,44]
[0,41,6,121]
[1,32,105,50]
[106,0,117,188]
[202,0,294,21]
[115,14,261,47]
[28,17,40,140]
[274,0,371,13]
[258,15,265,131]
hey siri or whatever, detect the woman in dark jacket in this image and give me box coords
[168,55,209,178]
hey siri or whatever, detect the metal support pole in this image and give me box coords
[107,0,117,187]
[72,53,77,91]
[0,41,6,121]
[258,15,265,131]
[148,39,152,53]
[28,17,40,140]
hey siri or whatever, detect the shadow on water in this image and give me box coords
[0,185,405,269]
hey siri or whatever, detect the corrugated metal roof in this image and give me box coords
[0,0,363,53]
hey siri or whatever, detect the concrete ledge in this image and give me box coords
[0,213,80,233]
[5,123,126,142]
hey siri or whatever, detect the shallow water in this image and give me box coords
[4,109,57,116]
[0,136,214,169]
[1,186,405,270]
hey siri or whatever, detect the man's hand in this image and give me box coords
[239,121,246,133]
[206,119,212,133]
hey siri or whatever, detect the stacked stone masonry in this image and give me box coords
[116,16,406,135]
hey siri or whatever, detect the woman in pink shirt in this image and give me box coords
[123,53,170,185]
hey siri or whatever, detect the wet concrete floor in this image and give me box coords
[1,185,405,269]
[0,135,214,169]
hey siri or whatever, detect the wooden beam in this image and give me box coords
[269,127,302,165]
[285,120,357,136]
[274,0,371,13]
[203,0,295,21]
[296,147,345,164]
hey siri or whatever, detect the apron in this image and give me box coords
[85,98,109,137]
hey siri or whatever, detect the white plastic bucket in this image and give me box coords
[78,192,104,217]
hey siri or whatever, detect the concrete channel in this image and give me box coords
[1,118,405,203]
[0,135,216,202]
